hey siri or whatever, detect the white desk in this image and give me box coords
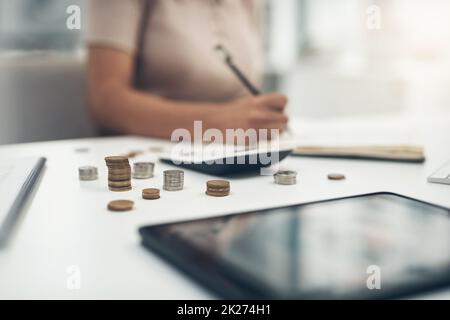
[0,114,449,299]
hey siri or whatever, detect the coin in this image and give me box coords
[105,156,129,163]
[274,170,297,185]
[163,170,184,191]
[108,180,132,188]
[207,180,230,189]
[108,168,131,175]
[108,174,132,181]
[74,147,90,153]
[206,180,230,197]
[327,173,346,181]
[108,186,132,192]
[79,166,98,181]
[107,200,134,212]
[106,155,132,192]
[142,188,160,200]
[133,162,155,179]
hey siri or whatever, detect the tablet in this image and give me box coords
[139,193,450,299]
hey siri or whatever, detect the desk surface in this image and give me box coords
[0,114,450,299]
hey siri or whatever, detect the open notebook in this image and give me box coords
[0,157,46,246]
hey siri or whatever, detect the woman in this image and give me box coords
[87,0,288,139]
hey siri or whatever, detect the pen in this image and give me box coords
[215,44,291,136]
[215,44,261,96]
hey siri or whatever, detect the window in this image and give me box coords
[0,0,83,51]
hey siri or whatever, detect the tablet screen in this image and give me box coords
[140,194,450,299]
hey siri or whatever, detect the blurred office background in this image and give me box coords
[0,0,449,144]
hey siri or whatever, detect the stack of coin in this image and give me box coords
[105,156,132,192]
[78,166,98,181]
[163,170,184,191]
[142,188,160,200]
[107,200,134,212]
[206,180,230,197]
[133,162,154,179]
[274,170,297,185]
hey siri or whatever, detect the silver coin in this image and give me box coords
[132,162,155,179]
[79,166,98,181]
[274,170,297,185]
[163,170,184,191]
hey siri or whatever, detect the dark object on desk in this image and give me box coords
[160,148,292,175]
[215,44,261,96]
[293,145,426,163]
[139,192,450,299]
[0,157,46,247]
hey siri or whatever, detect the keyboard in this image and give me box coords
[428,161,450,185]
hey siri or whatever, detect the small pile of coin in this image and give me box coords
[107,200,134,212]
[206,180,230,197]
[133,162,154,179]
[78,166,98,181]
[163,170,184,191]
[105,156,132,192]
[142,188,160,200]
[327,173,346,181]
[274,170,297,185]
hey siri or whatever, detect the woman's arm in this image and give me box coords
[87,47,288,139]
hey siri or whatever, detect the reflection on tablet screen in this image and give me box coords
[141,194,450,299]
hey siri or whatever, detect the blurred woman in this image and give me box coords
[87,0,288,139]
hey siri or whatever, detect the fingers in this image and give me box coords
[254,93,288,111]
[250,110,289,132]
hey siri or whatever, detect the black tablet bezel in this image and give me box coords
[138,192,450,299]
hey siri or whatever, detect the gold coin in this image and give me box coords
[108,168,131,174]
[207,180,230,189]
[107,200,134,212]
[105,156,129,162]
[108,180,131,188]
[142,188,160,200]
[108,174,131,181]
[107,163,131,169]
[327,173,346,181]
[206,180,230,197]
[109,186,132,192]
[206,190,230,197]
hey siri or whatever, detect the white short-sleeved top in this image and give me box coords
[87,0,264,103]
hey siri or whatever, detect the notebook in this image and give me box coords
[0,157,46,246]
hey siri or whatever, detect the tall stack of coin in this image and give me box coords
[274,170,297,185]
[105,156,132,192]
[206,180,230,197]
[163,170,184,191]
[133,162,154,179]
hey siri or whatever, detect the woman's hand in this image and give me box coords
[212,93,289,135]
[89,46,289,139]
